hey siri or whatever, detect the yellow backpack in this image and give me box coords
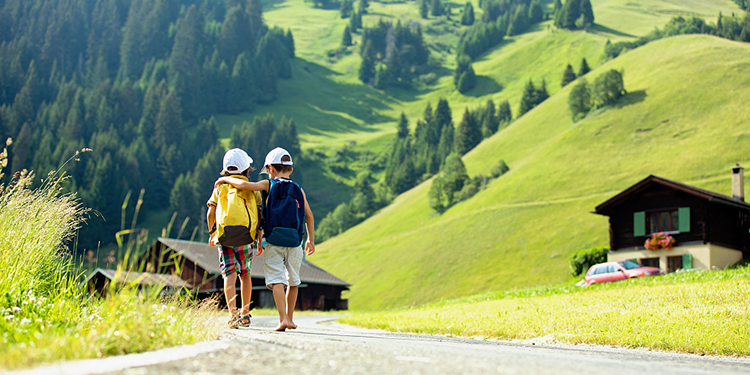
[214,176,259,246]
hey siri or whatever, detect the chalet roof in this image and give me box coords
[155,238,351,287]
[86,268,193,289]
[595,175,750,215]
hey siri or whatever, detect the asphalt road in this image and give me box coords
[13,315,750,375]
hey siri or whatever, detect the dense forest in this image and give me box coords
[0,0,294,250]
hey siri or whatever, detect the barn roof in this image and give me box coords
[155,238,350,287]
[595,175,750,215]
[86,268,193,289]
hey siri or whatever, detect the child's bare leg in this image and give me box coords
[223,271,238,317]
[271,283,288,331]
[239,273,253,316]
[286,285,298,329]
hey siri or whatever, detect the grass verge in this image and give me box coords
[0,160,223,370]
[340,265,750,356]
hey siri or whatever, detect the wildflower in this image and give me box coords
[35,319,42,324]
[6,138,12,146]
[82,148,92,152]
[74,158,80,162]
[114,331,120,336]
[29,295,36,303]
[75,150,80,156]
[12,307,20,314]
[20,318,30,325]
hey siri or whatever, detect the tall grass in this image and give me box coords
[0,147,223,370]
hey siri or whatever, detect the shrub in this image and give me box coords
[568,78,591,120]
[592,69,626,108]
[569,246,609,276]
[491,160,509,178]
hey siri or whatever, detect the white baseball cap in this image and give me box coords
[222,148,253,174]
[260,147,293,174]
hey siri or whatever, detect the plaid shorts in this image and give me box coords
[217,244,253,278]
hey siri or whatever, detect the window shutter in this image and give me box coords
[678,207,690,233]
[633,211,646,237]
[682,253,693,269]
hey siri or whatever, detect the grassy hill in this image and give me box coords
[313,34,750,310]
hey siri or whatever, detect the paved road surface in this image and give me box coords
[12,315,750,375]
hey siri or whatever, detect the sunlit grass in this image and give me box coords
[342,265,750,355]
[0,154,223,370]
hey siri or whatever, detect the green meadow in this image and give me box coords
[314,33,750,310]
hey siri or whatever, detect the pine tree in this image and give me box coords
[461,2,475,25]
[562,63,577,87]
[436,121,454,168]
[454,108,481,155]
[359,0,369,14]
[553,0,562,13]
[153,91,183,148]
[431,0,443,17]
[580,0,595,27]
[578,57,591,77]
[434,98,453,131]
[528,0,544,24]
[497,99,512,124]
[518,79,538,116]
[284,29,296,58]
[340,0,353,18]
[342,25,353,46]
[481,99,499,138]
[219,5,253,63]
[420,0,429,19]
[397,112,409,139]
[537,78,549,104]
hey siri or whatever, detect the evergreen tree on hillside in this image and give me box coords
[442,153,469,200]
[481,99,499,138]
[436,121,454,168]
[359,41,376,84]
[350,9,361,30]
[397,112,409,139]
[561,63,577,87]
[431,0,443,17]
[537,78,549,103]
[359,0,369,14]
[553,0,562,13]
[507,4,529,36]
[555,0,581,29]
[454,108,481,155]
[578,58,590,76]
[434,98,453,131]
[420,0,429,19]
[342,25,353,46]
[497,99,512,124]
[518,79,538,116]
[454,54,476,93]
[461,2,475,26]
[340,0,353,18]
[528,1,544,25]
[580,0,594,28]
[219,5,254,63]
[169,5,205,119]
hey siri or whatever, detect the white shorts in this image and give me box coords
[262,243,303,288]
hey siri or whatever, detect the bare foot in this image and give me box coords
[287,321,297,330]
[273,322,288,332]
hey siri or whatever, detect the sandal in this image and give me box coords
[237,314,251,328]
[227,315,240,328]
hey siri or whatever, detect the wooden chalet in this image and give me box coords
[138,238,350,310]
[86,268,192,296]
[594,165,750,273]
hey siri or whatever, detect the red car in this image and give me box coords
[584,260,663,285]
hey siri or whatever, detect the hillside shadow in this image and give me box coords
[465,75,503,97]
[614,90,647,109]
[588,24,636,39]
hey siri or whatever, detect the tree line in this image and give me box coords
[605,13,750,60]
[0,0,295,250]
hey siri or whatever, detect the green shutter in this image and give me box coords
[633,211,646,237]
[678,207,690,233]
[682,253,693,269]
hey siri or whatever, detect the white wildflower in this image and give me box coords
[35,319,43,324]
[169,306,176,312]
[12,307,20,314]
[20,318,30,325]
[4,315,13,321]
[29,295,36,303]
[113,331,120,336]
[22,300,28,306]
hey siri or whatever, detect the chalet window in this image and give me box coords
[641,257,659,268]
[648,209,679,234]
[633,207,690,237]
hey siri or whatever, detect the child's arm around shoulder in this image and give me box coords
[214,177,270,192]
[301,188,315,256]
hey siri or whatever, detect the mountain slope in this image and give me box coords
[314,34,750,310]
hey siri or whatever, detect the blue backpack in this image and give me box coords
[262,178,306,247]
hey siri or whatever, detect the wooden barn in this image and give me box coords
[138,238,350,310]
[594,165,750,273]
[85,268,192,296]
